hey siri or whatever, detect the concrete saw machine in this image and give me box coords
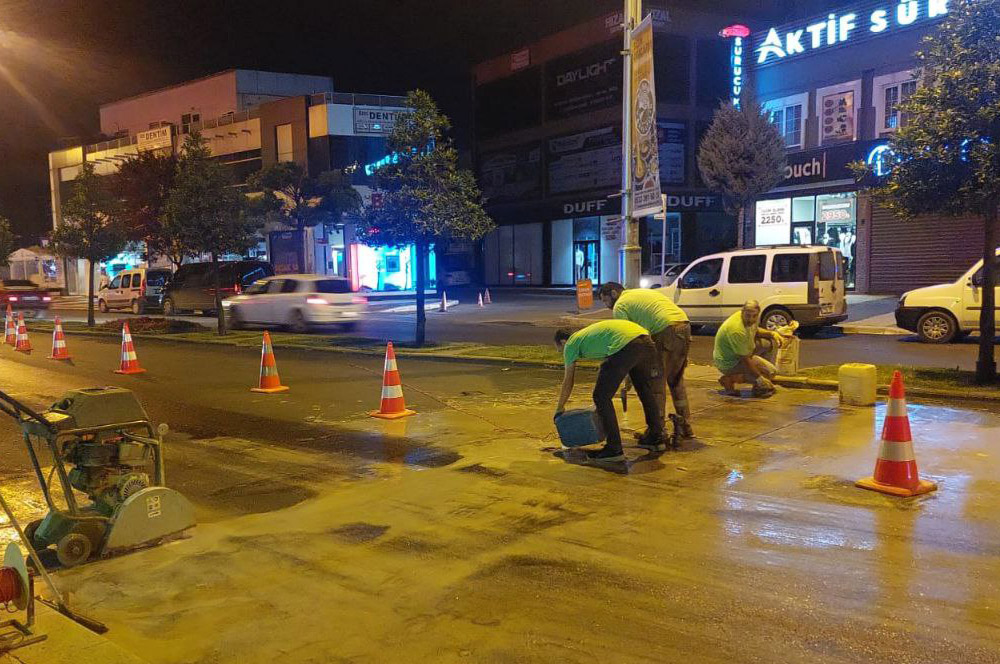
[0,386,195,567]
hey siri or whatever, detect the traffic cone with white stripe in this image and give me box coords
[48,316,71,360]
[369,342,415,419]
[484,289,492,305]
[856,371,937,497]
[440,291,449,312]
[251,331,289,393]
[114,321,146,374]
[13,313,31,354]
[3,304,15,346]
[478,292,484,308]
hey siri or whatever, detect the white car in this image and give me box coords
[895,250,1000,343]
[223,275,367,333]
[668,245,848,334]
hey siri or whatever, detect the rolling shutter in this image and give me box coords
[869,206,983,294]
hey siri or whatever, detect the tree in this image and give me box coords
[697,100,787,247]
[0,216,15,269]
[250,162,361,273]
[853,0,999,384]
[50,163,127,327]
[356,90,494,346]
[163,132,260,335]
[115,150,190,267]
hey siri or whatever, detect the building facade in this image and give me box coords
[747,0,982,293]
[47,70,439,294]
[472,6,753,287]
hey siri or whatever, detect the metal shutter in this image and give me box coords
[869,206,983,294]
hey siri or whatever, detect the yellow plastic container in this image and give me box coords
[838,363,877,406]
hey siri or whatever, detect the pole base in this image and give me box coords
[855,476,937,497]
[369,409,416,420]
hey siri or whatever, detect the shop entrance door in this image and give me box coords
[573,241,599,283]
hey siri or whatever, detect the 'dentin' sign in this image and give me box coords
[756,0,950,66]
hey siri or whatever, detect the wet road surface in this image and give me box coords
[1,337,999,662]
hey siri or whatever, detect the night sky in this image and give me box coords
[0,0,816,243]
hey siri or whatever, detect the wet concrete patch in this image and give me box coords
[205,478,316,514]
[328,522,390,543]
[456,463,507,478]
[377,535,448,555]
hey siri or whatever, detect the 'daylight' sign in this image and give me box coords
[756,0,949,65]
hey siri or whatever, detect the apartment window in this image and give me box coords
[276,123,293,163]
[770,104,803,148]
[884,80,917,130]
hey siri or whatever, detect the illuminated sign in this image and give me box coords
[867,143,894,176]
[720,25,749,109]
[756,0,949,65]
[363,142,434,176]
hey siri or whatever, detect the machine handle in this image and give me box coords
[0,390,54,431]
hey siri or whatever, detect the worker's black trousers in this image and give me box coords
[593,336,666,452]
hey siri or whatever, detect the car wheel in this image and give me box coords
[287,310,309,334]
[162,298,176,316]
[917,310,957,344]
[229,306,245,330]
[130,299,143,315]
[761,307,794,331]
[98,299,108,313]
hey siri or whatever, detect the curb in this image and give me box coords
[774,375,1000,402]
[836,324,909,336]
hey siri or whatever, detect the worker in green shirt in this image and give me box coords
[554,319,667,462]
[713,300,783,397]
[598,282,694,440]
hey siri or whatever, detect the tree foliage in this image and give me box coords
[51,162,127,326]
[697,100,786,246]
[163,132,260,334]
[249,162,361,272]
[355,89,494,346]
[115,150,189,266]
[0,216,15,269]
[853,0,1000,383]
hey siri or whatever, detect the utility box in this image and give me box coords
[554,407,605,447]
[839,363,877,406]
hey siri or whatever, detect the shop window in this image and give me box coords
[679,258,723,289]
[884,80,917,130]
[792,197,815,223]
[771,253,810,283]
[728,255,766,284]
[770,105,802,148]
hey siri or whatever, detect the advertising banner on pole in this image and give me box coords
[629,15,662,217]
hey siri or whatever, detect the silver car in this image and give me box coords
[223,275,368,333]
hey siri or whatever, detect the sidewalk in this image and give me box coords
[0,603,146,664]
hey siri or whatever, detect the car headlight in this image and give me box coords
[640,277,651,288]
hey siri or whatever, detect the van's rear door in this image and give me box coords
[816,249,845,316]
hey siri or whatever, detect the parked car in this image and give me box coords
[895,250,1000,343]
[222,275,367,332]
[640,263,687,289]
[0,280,52,314]
[161,261,273,315]
[668,245,848,334]
[97,267,173,314]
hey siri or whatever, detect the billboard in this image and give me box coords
[545,40,622,120]
[755,198,792,245]
[547,126,622,195]
[137,126,172,152]
[479,143,543,203]
[657,121,686,185]
[630,15,662,217]
[353,106,413,136]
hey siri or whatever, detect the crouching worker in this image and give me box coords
[713,300,784,398]
[597,282,694,440]
[554,320,667,462]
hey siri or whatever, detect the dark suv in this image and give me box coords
[161,261,274,315]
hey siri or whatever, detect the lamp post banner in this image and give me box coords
[629,15,661,217]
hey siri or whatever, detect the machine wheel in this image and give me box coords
[162,298,176,316]
[98,299,109,313]
[761,307,794,331]
[917,310,957,344]
[130,299,144,315]
[22,519,42,548]
[229,306,245,330]
[56,532,92,568]
[287,310,309,334]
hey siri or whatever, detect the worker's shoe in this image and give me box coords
[752,376,777,398]
[586,446,626,463]
[635,431,668,453]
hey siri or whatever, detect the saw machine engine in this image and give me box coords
[64,433,152,516]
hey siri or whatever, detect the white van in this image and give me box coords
[667,246,848,334]
[895,250,999,343]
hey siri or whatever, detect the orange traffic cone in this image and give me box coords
[440,291,449,312]
[856,371,937,497]
[478,292,484,308]
[114,322,146,374]
[4,304,15,346]
[484,289,492,305]
[13,313,31,354]
[251,331,289,393]
[48,316,71,360]
[369,342,415,419]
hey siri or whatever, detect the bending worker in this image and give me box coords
[597,282,694,440]
[712,300,783,398]
[554,320,668,461]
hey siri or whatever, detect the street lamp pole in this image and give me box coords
[620,0,642,288]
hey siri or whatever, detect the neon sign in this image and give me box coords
[756,0,949,65]
[720,25,750,109]
[867,143,893,177]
